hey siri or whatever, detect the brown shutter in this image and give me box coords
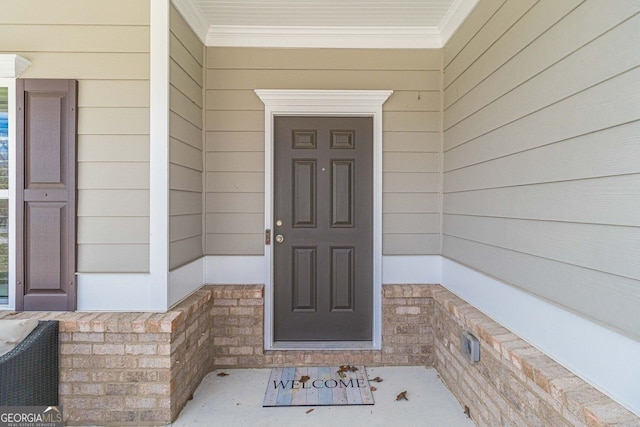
[16,79,77,311]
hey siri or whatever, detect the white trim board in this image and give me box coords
[441,257,640,416]
[168,257,205,307]
[149,0,171,311]
[77,274,153,311]
[0,78,17,310]
[204,256,265,284]
[254,89,392,351]
[202,255,441,286]
[0,55,30,78]
[383,256,441,284]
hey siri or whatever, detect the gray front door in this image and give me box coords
[273,116,373,341]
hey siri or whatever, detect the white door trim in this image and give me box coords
[255,89,392,350]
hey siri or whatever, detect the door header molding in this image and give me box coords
[255,89,392,350]
[255,89,393,110]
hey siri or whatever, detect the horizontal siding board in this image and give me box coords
[383,131,440,153]
[206,172,264,193]
[444,15,640,145]
[170,237,203,270]
[445,214,640,281]
[206,90,264,111]
[170,112,203,149]
[383,152,439,173]
[383,173,439,193]
[78,135,149,162]
[205,69,440,91]
[0,25,149,53]
[206,234,264,255]
[383,112,440,132]
[444,0,640,114]
[383,234,440,255]
[206,193,264,213]
[15,52,149,79]
[206,151,264,172]
[383,193,439,213]
[170,5,204,65]
[78,80,149,107]
[170,191,203,216]
[444,0,537,89]
[206,213,263,234]
[444,0,581,112]
[170,33,203,86]
[205,110,264,132]
[0,0,149,25]
[77,217,149,244]
[384,90,441,112]
[206,131,265,152]
[383,213,440,234]
[170,214,203,242]
[78,107,150,135]
[170,85,203,128]
[444,0,505,67]
[444,174,640,226]
[78,162,149,189]
[206,47,441,71]
[170,60,204,108]
[444,66,640,161]
[77,190,149,217]
[170,138,203,171]
[445,121,640,192]
[78,244,149,273]
[170,164,203,192]
[442,236,640,339]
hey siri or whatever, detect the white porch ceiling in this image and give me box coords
[172,0,479,48]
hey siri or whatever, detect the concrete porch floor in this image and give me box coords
[171,366,477,427]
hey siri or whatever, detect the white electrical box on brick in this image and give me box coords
[460,331,480,364]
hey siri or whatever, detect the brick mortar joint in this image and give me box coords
[433,288,638,424]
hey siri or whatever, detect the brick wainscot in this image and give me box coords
[0,284,637,426]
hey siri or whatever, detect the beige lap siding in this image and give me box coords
[0,0,151,273]
[169,5,205,270]
[205,47,442,256]
[442,0,640,338]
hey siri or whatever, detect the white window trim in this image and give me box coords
[255,89,392,350]
[0,78,16,309]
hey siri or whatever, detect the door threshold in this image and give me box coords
[270,341,377,351]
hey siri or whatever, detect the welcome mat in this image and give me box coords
[263,366,374,407]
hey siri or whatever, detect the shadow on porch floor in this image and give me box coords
[171,366,476,426]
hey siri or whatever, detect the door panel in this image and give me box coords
[16,79,77,311]
[274,116,372,341]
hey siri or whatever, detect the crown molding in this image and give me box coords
[206,25,442,48]
[439,0,479,45]
[171,0,209,43]
[0,54,31,78]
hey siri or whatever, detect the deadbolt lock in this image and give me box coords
[276,220,283,227]
[275,234,284,244]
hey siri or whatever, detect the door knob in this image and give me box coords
[275,234,284,243]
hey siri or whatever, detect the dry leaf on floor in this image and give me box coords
[370,386,377,392]
[396,391,408,401]
[337,365,358,378]
[306,408,314,414]
[300,375,310,384]
[217,372,229,377]
[370,377,383,382]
